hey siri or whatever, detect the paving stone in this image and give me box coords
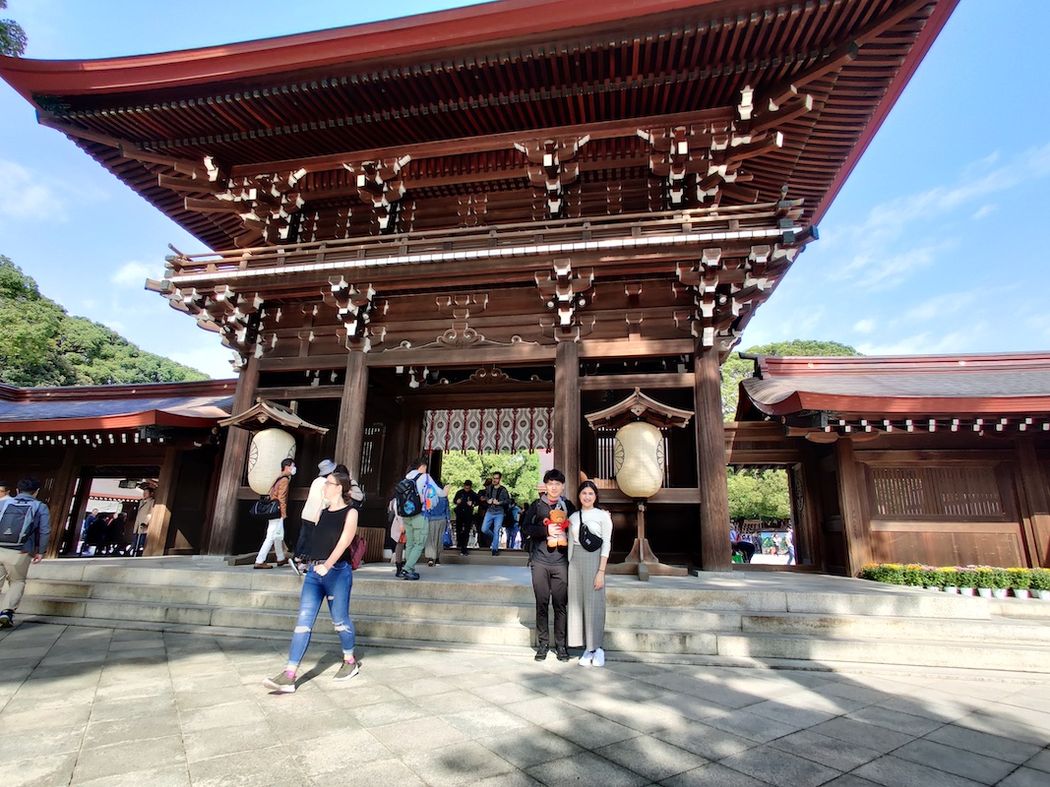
[348,698,426,727]
[1023,748,1050,774]
[845,704,945,737]
[893,737,1018,784]
[503,694,590,725]
[526,750,650,787]
[818,776,884,787]
[187,745,302,786]
[660,762,769,787]
[769,729,882,772]
[853,754,985,787]
[479,721,583,768]
[371,715,467,752]
[926,722,1046,763]
[809,716,916,754]
[179,699,267,733]
[650,720,757,761]
[998,766,1050,787]
[444,705,531,737]
[89,693,177,722]
[543,712,642,749]
[289,728,392,777]
[73,734,186,783]
[473,680,547,705]
[0,752,77,787]
[410,740,518,786]
[719,744,841,787]
[745,698,839,728]
[595,734,708,781]
[72,763,191,787]
[702,708,804,743]
[183,721,276,763]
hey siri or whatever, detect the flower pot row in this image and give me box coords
[858,564,1050,599]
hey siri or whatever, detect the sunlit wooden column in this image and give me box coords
[44,448,78,559]
[207,355,259,555]
[1016,436,1050,567]
[335,348,369,479]
[835,437,871,576]
[144,446,179,556]
[694,346,731,571]
[554,341,580,490]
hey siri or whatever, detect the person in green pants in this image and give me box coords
[401,456,438,580]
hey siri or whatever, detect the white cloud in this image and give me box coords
[102,319,127,334]
[0,159,66,223]
[902,290,981,322]
[833,242,949,290]
[111,261,155,288]
[857,322,990,357]
[853,318,875,335]
[972,204,998,220]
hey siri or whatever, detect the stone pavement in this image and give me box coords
[1,622,1049,787]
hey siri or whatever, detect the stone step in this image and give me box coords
[716,632,1050,673]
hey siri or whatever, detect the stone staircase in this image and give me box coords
[18,558,1050,674]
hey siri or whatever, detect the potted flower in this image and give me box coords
[989,567,1010,599]
[975,567,996,598]
[1007,568,1031,599]
[941,567,959,594]
[956,566,979,596]
[1031,568,1050,601]
[921,566,943,590]
[902,564,925,588]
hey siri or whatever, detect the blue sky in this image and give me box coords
[0,1,1046,379]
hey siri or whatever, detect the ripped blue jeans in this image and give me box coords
[288,561,355,667]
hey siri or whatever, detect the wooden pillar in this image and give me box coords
[206,355,259,555]
[694,347,731,571]
[144,446,179,557]
[1016,437,1050,567]
[334,349,369,479]
[835,438,871,576]
[554,341,580,490]
[44,448,78,559]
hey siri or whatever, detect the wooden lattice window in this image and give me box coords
[869,465,1005,520]
[359,424,385,496]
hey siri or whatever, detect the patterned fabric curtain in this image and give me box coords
[424,407,553,453]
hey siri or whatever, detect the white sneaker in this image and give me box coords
[578,651,594,667]
[592,648,605,667]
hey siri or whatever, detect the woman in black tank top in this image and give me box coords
[263,470,362,694]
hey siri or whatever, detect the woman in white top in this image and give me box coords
[567,480,614,667]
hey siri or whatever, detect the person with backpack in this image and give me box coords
[254,458,294,570]
[0,478,51,628]
[263,469,361,693]
[521,469,576,661]
[394,456,438,581]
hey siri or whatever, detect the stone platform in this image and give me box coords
[18,557,1050,674]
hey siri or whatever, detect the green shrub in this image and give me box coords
[921,566,944,588]
[902,564,925,587]
[988,567,1010,590]
[940,567,959,587]
[1007,568,1031,590]
[859,563,905,584]
[955,567,979,589]
[974,567,996,588]
[1031,568,1050,592]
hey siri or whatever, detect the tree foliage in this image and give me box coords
[0,1,26,56]
[721,339,861,420]
[438,450,542,505]
[0,256,207,387]
[727,468,791,521]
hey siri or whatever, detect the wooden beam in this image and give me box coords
[365,344,557,368]
[334,350,369,479]
[579,338,694,360]
[229,107,734,178]
[255,385,345,400]
[206,354,259,555]
[144,446,179,556]
[835,438,871,577]
[578,372,694,390]
[695,346,731,571]
[1016,437,1050,567]
[554,341,581,491]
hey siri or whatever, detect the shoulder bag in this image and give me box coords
[578,511,603,553]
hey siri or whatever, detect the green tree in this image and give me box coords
[722,339,860,419]
[0,1,26,56]
[438,450,541,506]
[726,467,791,521]
[0,255,207,386]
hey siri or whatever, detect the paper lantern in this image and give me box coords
[246,428,296,495]
[613,421,665,499]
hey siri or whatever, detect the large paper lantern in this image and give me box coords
[613,421,664,498]
[246,428,296,495]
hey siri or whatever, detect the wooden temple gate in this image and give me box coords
[0,0,963,569]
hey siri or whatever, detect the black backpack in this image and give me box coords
[0,498,38,548]
[393,476,423,517]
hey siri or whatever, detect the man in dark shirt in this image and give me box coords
[521,469,576,661]
[452,480,479,555]
[480,472,512,555]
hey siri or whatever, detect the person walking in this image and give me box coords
[0,478,51,628]
[480,472,511,555]
[452,480,479,555]
[567,480,613,667]
[388,493,407,577]
[400,456,439,581]
[521,469,576,661]
[132,489,154,556]
[254,458,294,569]
[263,470,361,693]
[424,484,450,567]
[295,459,336,572]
